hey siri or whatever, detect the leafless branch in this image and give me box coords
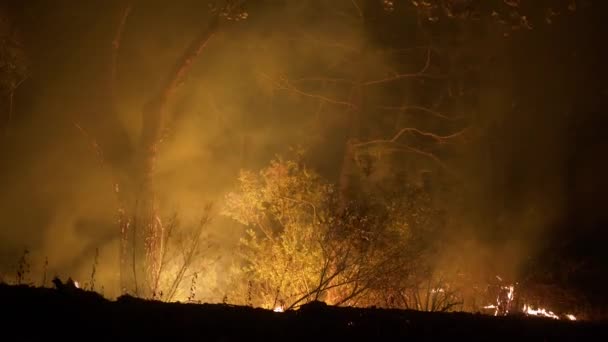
[389,126,468,144]
[364,48,443,86]
[287,32,359,52]
[290,77,356,85]
[335,286,368,306]
[255,216,275,242]
[74,123,107,168]
[259,72,357,109]
[350,126,467,168]
[166,206,213,301]
[379,104,463,121]
[376,45,435,56]
[350,0,363,18]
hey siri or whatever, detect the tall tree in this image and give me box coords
[76,0,248,296]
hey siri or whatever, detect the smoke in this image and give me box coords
[0,0,371,298]
[0,0,606,305]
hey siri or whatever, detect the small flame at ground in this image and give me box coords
[523,304,559,320]
[273,306,284,313]
[484,284,516,316]
[481,277,578,321]
[74,281,80,289]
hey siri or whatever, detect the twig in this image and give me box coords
[166,208,212,301]
[387,127,468,144]
[290,77,355,85]
[352,137,446,168]
[272,259,291,309]
[350,0,363,18]
[364,48,443,86]
[74,123,106,167]
[351,126,467,167]
[279,196,318,224]
[379,104,463,121]
[286,32,359,52]
[259,72,357,109]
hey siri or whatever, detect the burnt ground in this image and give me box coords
[0,283,606,341]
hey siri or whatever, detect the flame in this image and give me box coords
[273,306,284,313]
[481,277,578,321]
[506,285,514,301]
[522,304,559,320]
[484,284,516,316]
[74,280,80,289]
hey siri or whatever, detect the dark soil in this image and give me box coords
[1,283,605,341]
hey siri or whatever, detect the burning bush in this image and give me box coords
[221,156,453,310]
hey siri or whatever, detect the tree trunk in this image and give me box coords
[119,13,220,296]
[337,81,364,212]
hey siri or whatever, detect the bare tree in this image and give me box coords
[222,155,445,310]
[73,0,247,296]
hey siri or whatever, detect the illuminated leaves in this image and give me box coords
[222,156,446,309]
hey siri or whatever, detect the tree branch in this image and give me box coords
[278,195,318,224]
[286,32,359,52]
[140,13,221,153]
[350,127,467,168]
[259,72,357,109]
[387,126,468,144]
[364,48,443,86]
[156,15,220,105]
[290,77,355,85]
[378,104,463,121]
[350,0,363,18]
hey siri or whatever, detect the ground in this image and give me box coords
[0,283,605,341]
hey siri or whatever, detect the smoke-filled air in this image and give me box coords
[1,0,607,320]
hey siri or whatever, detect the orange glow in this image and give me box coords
[522,304,559,320]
